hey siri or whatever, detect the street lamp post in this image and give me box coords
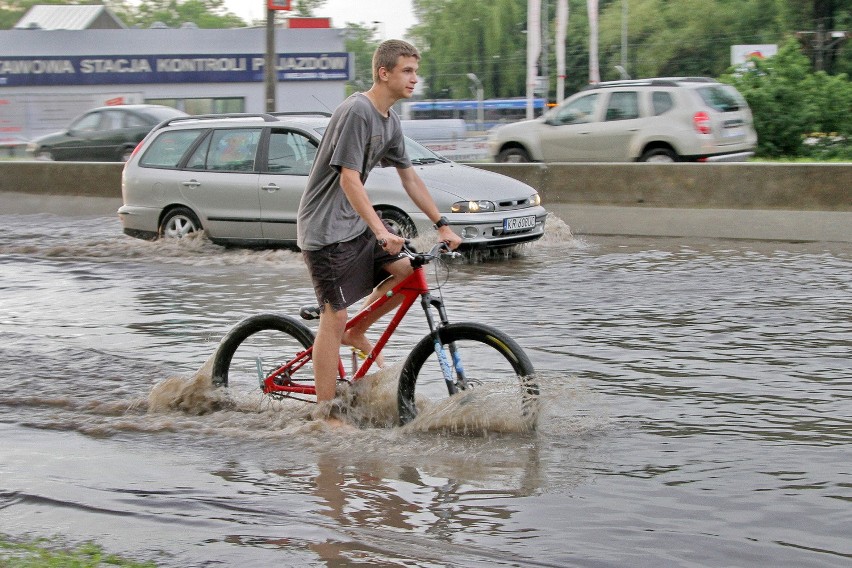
[466,73,484,131]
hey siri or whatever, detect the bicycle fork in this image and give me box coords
[421,293,467,395]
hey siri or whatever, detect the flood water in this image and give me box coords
[1,209,850,567]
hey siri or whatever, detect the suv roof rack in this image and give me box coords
[582,77,716,90]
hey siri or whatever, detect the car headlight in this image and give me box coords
[527,193,541,206]
[451,200,496,213]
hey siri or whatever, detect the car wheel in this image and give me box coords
[376,208,417,239]
[160,207,202,239]
[35,149,54,161]
[639,148,678,163]
[497,147,531,163]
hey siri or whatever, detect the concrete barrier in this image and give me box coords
[1,160,849,242]
[1,161,849,212]
[0,161,123,198]
[470,163,851,212]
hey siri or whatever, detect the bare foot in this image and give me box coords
[323,417,358,431]
[311,399,357,431]
[341,330,385,368]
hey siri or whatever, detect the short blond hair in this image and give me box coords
[372,39,420,82]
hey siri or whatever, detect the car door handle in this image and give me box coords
[262,183,280,192]
[181,179,201,188]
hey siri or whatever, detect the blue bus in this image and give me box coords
[400,98,547,130]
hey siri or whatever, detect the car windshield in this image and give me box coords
[405,137,449,164]
[313,126,448,166]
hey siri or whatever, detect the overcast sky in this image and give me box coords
[224,0,416,39]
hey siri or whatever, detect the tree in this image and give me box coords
[722,38,852,159]
[291,0,327,17]
[411,0,527,99]
[0,0,71,29]
[343,22,381,94]
[0,0,250,30]
[122,0,246,29]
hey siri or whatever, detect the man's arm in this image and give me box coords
[396,166,462,249]
[339,167,406,253]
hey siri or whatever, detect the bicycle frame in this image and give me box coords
[261,255,447,397]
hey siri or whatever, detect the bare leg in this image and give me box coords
[342,257,413,368]
[313,303,348,402]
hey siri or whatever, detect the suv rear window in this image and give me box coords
[696,85,743,112]
[652,91,674,115]
[140,129,205,168]
[605,92,640,121]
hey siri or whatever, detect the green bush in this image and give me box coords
[722,38,851,159]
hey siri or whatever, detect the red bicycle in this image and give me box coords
[211,242,538,426]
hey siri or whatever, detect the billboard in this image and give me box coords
[0,52,351,87]
[731,44,778,66]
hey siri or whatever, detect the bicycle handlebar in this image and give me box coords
[377,238,460,263]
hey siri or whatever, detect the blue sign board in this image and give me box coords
[0,52,350,87]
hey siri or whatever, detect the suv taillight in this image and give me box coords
[693,112,711,134]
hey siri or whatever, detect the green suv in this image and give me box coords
[488,78,757,163]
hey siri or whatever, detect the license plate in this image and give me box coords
[723,127,744,138]
[503,215,536,232]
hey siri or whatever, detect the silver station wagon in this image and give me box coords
[119,113,547,249]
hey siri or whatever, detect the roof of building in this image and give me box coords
[14,5,126,30]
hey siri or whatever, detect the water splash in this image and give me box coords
[146,356,545,436]
[147,354,231,415]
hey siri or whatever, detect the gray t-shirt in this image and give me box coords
[297,93,411,250]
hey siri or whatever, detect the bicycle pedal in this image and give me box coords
[299,305,321,320]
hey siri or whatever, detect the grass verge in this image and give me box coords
[0,534,156,567]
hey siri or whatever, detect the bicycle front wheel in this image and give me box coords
[212,314,316,402]
[397,322,538,428]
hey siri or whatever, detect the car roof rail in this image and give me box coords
[270,111,333,118]
[150,112,281,133]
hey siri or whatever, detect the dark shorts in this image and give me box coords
[303,227,402,312]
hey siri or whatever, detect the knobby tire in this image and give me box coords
[212,314,315,394]
[397,322,537,426]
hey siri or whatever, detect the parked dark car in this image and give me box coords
[27,104,187,162]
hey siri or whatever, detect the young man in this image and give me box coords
[296,39,462,420]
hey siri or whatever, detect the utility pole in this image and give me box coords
[265,0,292,112]
[265,6,276,112]
[621,0,627,73]
[797,25,848,72]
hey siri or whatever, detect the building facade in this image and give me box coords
[0,26,349,146]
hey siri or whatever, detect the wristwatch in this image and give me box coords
[433,216,449,229]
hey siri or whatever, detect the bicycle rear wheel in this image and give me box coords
[212,314,316,402]
[397,322,538,428]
